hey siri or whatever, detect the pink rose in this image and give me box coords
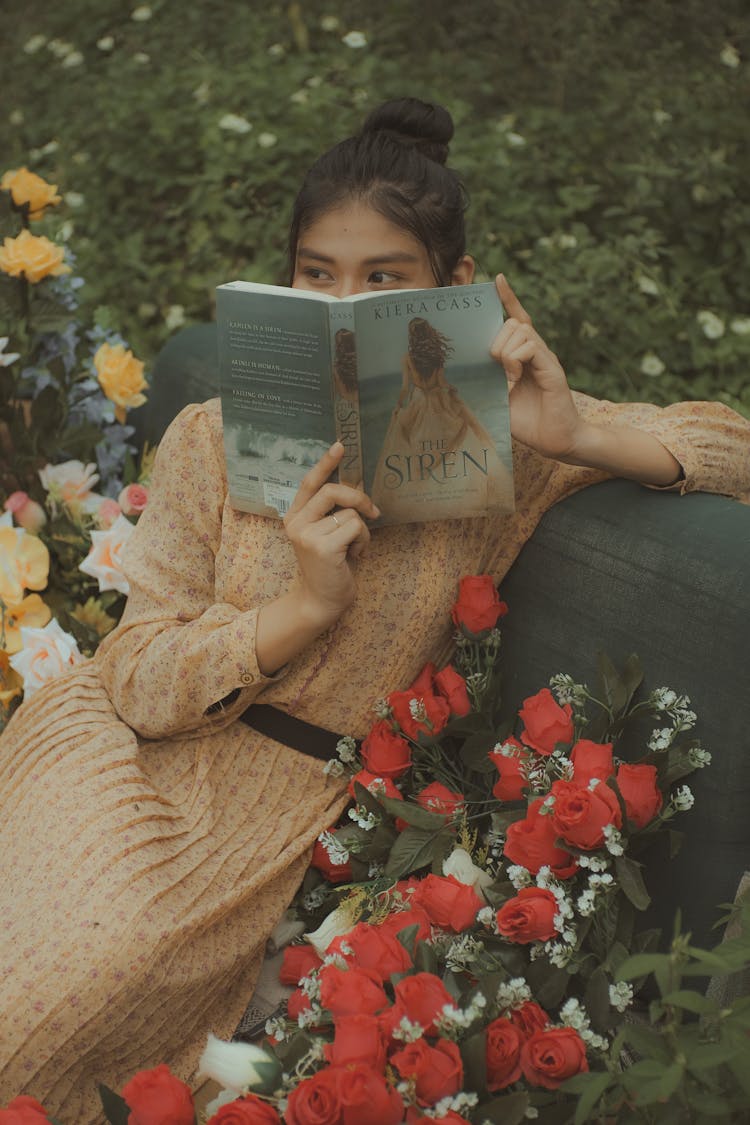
[3,491,46,533]
[118,482,149,516]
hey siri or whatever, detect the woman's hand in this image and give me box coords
[491,274,584,461]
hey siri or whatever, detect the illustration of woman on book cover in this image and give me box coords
[371,316,514,520]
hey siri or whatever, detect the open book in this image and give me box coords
[216,280,514,525]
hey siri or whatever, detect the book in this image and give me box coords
[216,280,515,525]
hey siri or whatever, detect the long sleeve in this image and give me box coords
[97,401,280,739]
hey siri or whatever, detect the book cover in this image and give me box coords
[216,280,514,525]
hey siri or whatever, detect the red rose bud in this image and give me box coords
[489,737,530,801]
[451,574,508,635]
[285,1068,341,1125]
[416,781,465,817]
[120,1063,195,1125]
[519,688,574,755]
[0,1097,51,1123]
[318,963,388,1017]
[411,873,482,932]
[496,887,560,944]
[391,1038,463,1106]
[570,739,614,786]
[409,661,437,695]
[433,664,471,716]
[520,1026,589,1089]
[336,1062,404,1125]
[324,1014,388,1072]
[328,920,412,980]
[279,944,322,986]
[509,1001,550,1038]
[485,1016,524,1090]
[392,971,456,1036]
[388,689,451,741]
[206,1094,281,1124]
[379,906,433,947]
[616,762,663,828]
[360,720,412,778]
[310,838,353,884]
[550,778,622,850]
[504,796,578,878]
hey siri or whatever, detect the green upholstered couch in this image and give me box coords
[136,324,750,952]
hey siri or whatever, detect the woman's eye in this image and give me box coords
[369,270,399,284]
[305,267,330,281]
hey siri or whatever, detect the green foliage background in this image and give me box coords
[2,0,749,414]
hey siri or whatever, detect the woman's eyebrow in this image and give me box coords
[296,248,421,265]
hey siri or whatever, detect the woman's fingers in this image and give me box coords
[286,441,345,518]
[285,444,379,528]
[495,273,533,325]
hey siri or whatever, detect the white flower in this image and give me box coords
[321,15,339,31]
[609,981,634,1013]
[342,30,367,48]
[47,39,74,59]
[197,1032,279,1093]
[61,50,84,68]
[10,620,84,696]
[0,337,21,368]
[696,309,725,339]
[672,785,695,811]
[720,44,740,68]
[193,81,211,104]
[39,460,100,509]
[306,75,323,88]
[131,5,153,20]
[257,132,278,149]
[637,274,659,296]
[24,34,47,54]
[79,514,134,595]
[164,304,186,331]
[730,316,750,335]
[653,108,672,125]
[133,52,150,64]
[506,132,526,147]
[218,113,252,134]
[305,904,356,955]
[443,846,494,898]
[63,191,85,208]
[267,43,285,57]
[10,109,24,126]
[97,36,115,51]
[640,352,665,377]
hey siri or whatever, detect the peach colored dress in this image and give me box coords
[0,395,748,1121]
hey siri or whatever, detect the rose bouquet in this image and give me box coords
[0,167,152,722]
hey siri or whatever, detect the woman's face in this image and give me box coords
[292,202,473,298]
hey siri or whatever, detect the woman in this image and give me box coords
[0,97,748,1120]
[371,315,514,520]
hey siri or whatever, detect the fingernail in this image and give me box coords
[329,441,344,454]
[371,505,381,518]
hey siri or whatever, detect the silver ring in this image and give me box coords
[331,513,341,527]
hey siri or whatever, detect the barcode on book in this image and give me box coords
[263,481,298,517]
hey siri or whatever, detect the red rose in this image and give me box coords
[120,1064,194,1125]
[378,906,433,948]
[0,1097,50,1124]
[337,1063,404,1125]
[518,689,574,755]
[489,737,530,801]
[406,1111,470,1125]
[433,665,471,717]
[324,1014,388,1072]
[496,887,560,944]
[550,779,622,850]
[388,690,451,741]
[311,839,353,884]
[391,1037,463,1106]
[509,1001,550,1038]
[284,1068,342,1125]
[503,796,578,879]
[521,1026,589,1089]
[415,782,465,818]
[409,662,437,695]
[616,763,663,828]
[206,1095,280,1124]
[570,740,614,786]
[389,971,455,1036]
[411,874,482,932]
[485,1016,524,1090]
[328,921,411,980]
[318,964,388,1017]
[451,575,508,635]
[287,987,312,1022]
[360,721,412,779]
[280,944,322,986]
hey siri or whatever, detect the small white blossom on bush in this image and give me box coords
[688,746,712,768]
[133,52,150,64]
[506,132,527,147]
[496,977,531,1011]
[257,132,278,149]
[507,864,532,889]
[63,191,85,208]
[47,39,75,59]
[268,43,285,57]
[558,233,577,248]
[164,304,186,331]
[696,309,725,339]
[218,113,252,134]
[193,81,210,104]
[476,905,495,928]
[392,1015,425,1042]
[648,726,673,751]
[131,5,153,21]
[640,352,665,377]
[672,785,695,811]
[653,108,673,125]
[342,30,367,48]
[290,89,309,105]
[24,35,47,54]
[97,36,115,51]
[9,620,83,696]
[321,16,339,31]
[61,50,84,68]
[720,44,740,68]
[730,316,750,335]
[609,981,634,1013]
[603,824,624,856]
[637,274,659,295]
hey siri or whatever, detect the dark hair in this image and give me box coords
[333,327,358,393]
[288,97,468,285]
[407,317,453,375]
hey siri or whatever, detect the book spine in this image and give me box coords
[329,304,363,487]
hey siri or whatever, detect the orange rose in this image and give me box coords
[94,342,148,423]
[0,229,70,284]
[1,167,62,220]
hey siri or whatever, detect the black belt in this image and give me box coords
[239,703,356,762]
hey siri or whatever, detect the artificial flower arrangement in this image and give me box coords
[3,578,749,1124]
[0,167,152,722]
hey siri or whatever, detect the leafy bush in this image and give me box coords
[1,0,749,414]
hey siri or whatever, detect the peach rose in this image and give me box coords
[1,167,62,220]
[0,592,52,654]
[79,514,134,594]
[0,229,70,284]
[9,618,83,696]
[0,526,50,605]
[94,342,148,423]
[39,460,100,510]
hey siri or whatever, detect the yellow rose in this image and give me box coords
[94,342,148,423]
[0,229,71,284]
[0,650,23,706]
[1,166,62,220]
[0,526,50,605]
[0,592,51,654]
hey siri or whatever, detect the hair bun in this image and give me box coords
[361,97,454,165]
